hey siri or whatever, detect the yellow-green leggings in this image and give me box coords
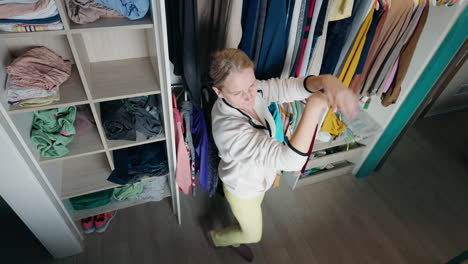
[210,185,265,247]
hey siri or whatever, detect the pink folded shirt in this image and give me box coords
[0,0,50,19]
[6,46,71,91]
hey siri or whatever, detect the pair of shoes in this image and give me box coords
[230,244,254,262]
[80,211,117,234]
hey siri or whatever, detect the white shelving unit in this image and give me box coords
[0,0,179,224]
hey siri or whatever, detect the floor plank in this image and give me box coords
[12,109,468,264]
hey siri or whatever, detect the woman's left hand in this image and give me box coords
[307,74,359,118]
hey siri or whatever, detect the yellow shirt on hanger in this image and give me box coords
[338,8,375,87]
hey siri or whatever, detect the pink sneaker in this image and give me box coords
[81,217,95,234]
[94,211,116,233]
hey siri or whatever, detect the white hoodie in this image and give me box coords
[212,76,314,199]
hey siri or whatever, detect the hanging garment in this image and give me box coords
[198,0,237,76]
[101,100,136,141]
[298,0,324,77]
[332,0,374,76]
[256,0,291,79]
[338,7,374,87]
[6,46,71,91]
[382,0,429,106]
[294,0,317,77]
[348,4,388,94]
[307,0,332,75]
[0,0,50,19]
[379,56,399,95]
[355,6,382,75]
[281,0,306,78]
[191,105,209,191]
[30,106,76,158]
[371,0,426,96]
[358,0,414,96]
[225,0,244,49]
[253,0,268,67]
[172,95,192,195]
[201,87,220,197]
[65,0,123,25]
[107,142,168,185]
[180,100,196,192]
[95,0,149,20]
[290,0,312,77]
[166,0,202,106]
[268,102,285,142]
[320,0,361,75]
[328,0,354,21]
[239,0,261,58]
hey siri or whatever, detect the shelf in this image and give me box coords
[106,131,165,151]
[0,30,66,39]
[70,182,171,220]
[7,65,89,114]
[39,127,105,163]
[60,153,112,199]
[69,15,153,33]
[88,57,161,102]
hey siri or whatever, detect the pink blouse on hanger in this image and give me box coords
[172,94,192,195]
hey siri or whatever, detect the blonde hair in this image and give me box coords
[209,49,254,90]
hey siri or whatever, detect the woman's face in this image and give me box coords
[213,67,257,111]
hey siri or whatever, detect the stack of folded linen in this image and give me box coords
[5,46,71,107]
[0,0,64,32]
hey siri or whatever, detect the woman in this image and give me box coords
[207,49,358,261]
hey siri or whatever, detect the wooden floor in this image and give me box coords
[13,109,468,263]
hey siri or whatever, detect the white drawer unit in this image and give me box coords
[285,141,366,189]
[296,161,355,188]
[306,143,366,170]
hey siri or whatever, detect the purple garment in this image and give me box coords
[191,105,209,190]
[382,57,399,94]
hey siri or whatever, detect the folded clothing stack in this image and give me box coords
[31,106,77,158]
[0,0,64,32]
[64,0,149,24]
[100,95,163,141]
[5,46,71,107]
[107,142,169,185]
